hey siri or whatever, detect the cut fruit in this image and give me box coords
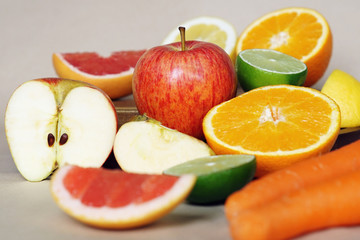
[113,116,215,174]
[162,16,237,61]
[236,7,332,87]
[236,49,307,91]
[50,165,196,229]
[321,69,360,128]
[53,50,146,99]
[203,85,341,176]
[5,78,118,181]
[164,154,256,204]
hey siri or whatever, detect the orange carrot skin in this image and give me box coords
[228,169,360,240]
[225,139,360,219]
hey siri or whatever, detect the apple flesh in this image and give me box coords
[132,39,237,139]
[113,116,215,174]
[5,78,118,181]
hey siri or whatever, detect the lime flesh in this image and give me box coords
[236,49,307,91]
[164,154,256,204]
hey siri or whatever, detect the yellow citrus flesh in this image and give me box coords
[321,69,360,128]
[203,85,341,176]
[236,7,332,87]
[162,16,237,62]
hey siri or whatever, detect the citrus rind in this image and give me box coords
[51,165,196,229]
[321,69,360,128]
[162,16,237,60]
[236,7,331,63]
[203,85,341,176]
[236,49,307,91]
[53,53,137,99]
[164,155,256,204]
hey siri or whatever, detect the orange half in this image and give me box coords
[203,85,340,176]
[236,7,332,86]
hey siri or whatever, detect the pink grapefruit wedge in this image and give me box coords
[52,50,146,99]
[50,165,196,229]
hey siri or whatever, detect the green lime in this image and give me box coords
[236,49,307,91]
[163,154,256,204]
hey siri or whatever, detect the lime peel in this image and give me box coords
[236,49,308,91]
[164,154,256,204]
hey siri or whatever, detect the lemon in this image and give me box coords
[321,69,360,128]
[236,49,308,92]
[164,154,256,204]
[162,16,237,61]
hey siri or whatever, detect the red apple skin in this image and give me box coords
[132,41,237,139]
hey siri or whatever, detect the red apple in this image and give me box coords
[132,27,237,139]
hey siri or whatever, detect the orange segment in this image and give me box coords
[52,50,146,99]
[236,7,332,86]
[203,85,341,176]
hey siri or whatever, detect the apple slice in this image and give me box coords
[5,78,118,181]
[113,116,215,174]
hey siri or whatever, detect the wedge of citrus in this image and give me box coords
[50,165,196,229]
[164,154,256,204]
[236,7,332,87]
[203,85,341,176]
[52,50,146,99]
[162,16,237,61]
[321,69,360,128]
[236,49,307,91]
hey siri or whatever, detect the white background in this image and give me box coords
[1,1,360,239]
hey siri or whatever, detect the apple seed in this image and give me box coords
[47,133,55,147]
[59,133,68,145]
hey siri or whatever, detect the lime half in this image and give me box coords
[236,49,307,91]
[164,154,256,204]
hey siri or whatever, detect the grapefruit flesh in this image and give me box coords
[62,51,146,75]
[51,165,196,229]
[63,166,178,207]
[53,50,146,99]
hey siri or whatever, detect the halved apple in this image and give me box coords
[113,116,215,174]
[5,78,118,181]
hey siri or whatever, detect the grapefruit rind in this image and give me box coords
[52,53,135,99]
[50,165,196,229]
[53,53,135,79]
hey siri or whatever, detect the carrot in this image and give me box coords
[225,139,360,239]
[228,169,360,240]
[225,139,360,218]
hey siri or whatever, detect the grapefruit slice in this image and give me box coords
[50,165,196,229]
[52,50,146,99]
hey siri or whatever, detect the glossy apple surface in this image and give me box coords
[5,78,118,181]
[132,40,237,139]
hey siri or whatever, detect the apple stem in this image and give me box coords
[179,26,186,51]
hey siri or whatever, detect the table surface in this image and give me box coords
[1,1,360,239]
